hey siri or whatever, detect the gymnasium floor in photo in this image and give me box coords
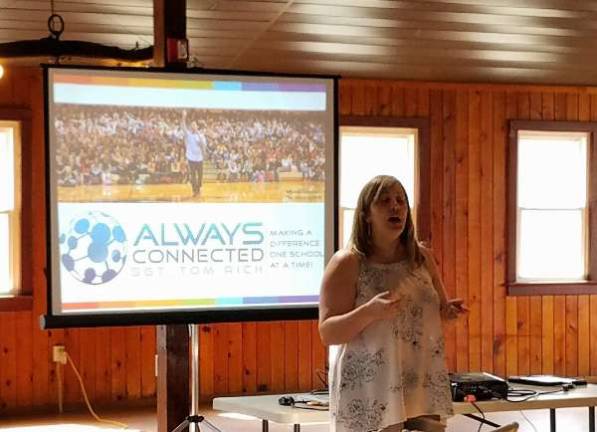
[57,179,324,204]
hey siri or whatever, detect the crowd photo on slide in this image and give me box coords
[54,105,327,189]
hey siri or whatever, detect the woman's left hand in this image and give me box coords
[441,298,468,320]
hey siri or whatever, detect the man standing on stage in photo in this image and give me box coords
[182,109,208,197]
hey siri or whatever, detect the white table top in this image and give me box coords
[213,384,597,425]
[213,394,329,424]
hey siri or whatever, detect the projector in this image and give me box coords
[449,372,509,401]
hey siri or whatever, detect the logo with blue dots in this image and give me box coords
[59,211,127,285]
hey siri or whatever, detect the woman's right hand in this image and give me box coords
[365,290,402,321]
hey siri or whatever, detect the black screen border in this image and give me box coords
[42,64,339,329]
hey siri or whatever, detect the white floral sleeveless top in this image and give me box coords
[328,259,453,432]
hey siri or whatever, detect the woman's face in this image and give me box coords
[367,182,408,240]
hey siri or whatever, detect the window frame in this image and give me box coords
[0,108,32,311]
[508,120,597,296]
[339,115,431,244]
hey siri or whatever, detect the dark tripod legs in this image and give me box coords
[171,414,223,432]
[170,325,224,432]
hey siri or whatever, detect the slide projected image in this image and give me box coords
[54,106,326,204]
[46,67,335,321]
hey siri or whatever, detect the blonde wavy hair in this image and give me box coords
[349,175,424,269]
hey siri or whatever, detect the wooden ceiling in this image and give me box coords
[2,0,597,85]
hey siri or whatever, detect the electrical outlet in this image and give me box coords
[53,345,67,364]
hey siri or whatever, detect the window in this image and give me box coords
[339,116,430,248]
[508,121,597,295]
[0,109,31,311]
[0,121,21,297]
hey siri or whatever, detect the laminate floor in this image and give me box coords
[0,404,590,431]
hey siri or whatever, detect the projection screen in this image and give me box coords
[42,66,337,328]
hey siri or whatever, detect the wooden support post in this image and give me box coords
[153,0,187,68]
[153,3,190,430]
[157,325,189,432]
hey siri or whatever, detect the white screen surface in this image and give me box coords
[46,67,335,319]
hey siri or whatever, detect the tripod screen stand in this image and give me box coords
[171,324,224,432]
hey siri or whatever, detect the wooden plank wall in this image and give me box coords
[338,78,597,379]
[0,68,159,415]
[1,68,597,414]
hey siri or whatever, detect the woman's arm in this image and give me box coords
[318,249,401,346]
[421,246,467,320]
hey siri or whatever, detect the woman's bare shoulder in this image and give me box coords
[322,249,361,281]
[329,248,361,268]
